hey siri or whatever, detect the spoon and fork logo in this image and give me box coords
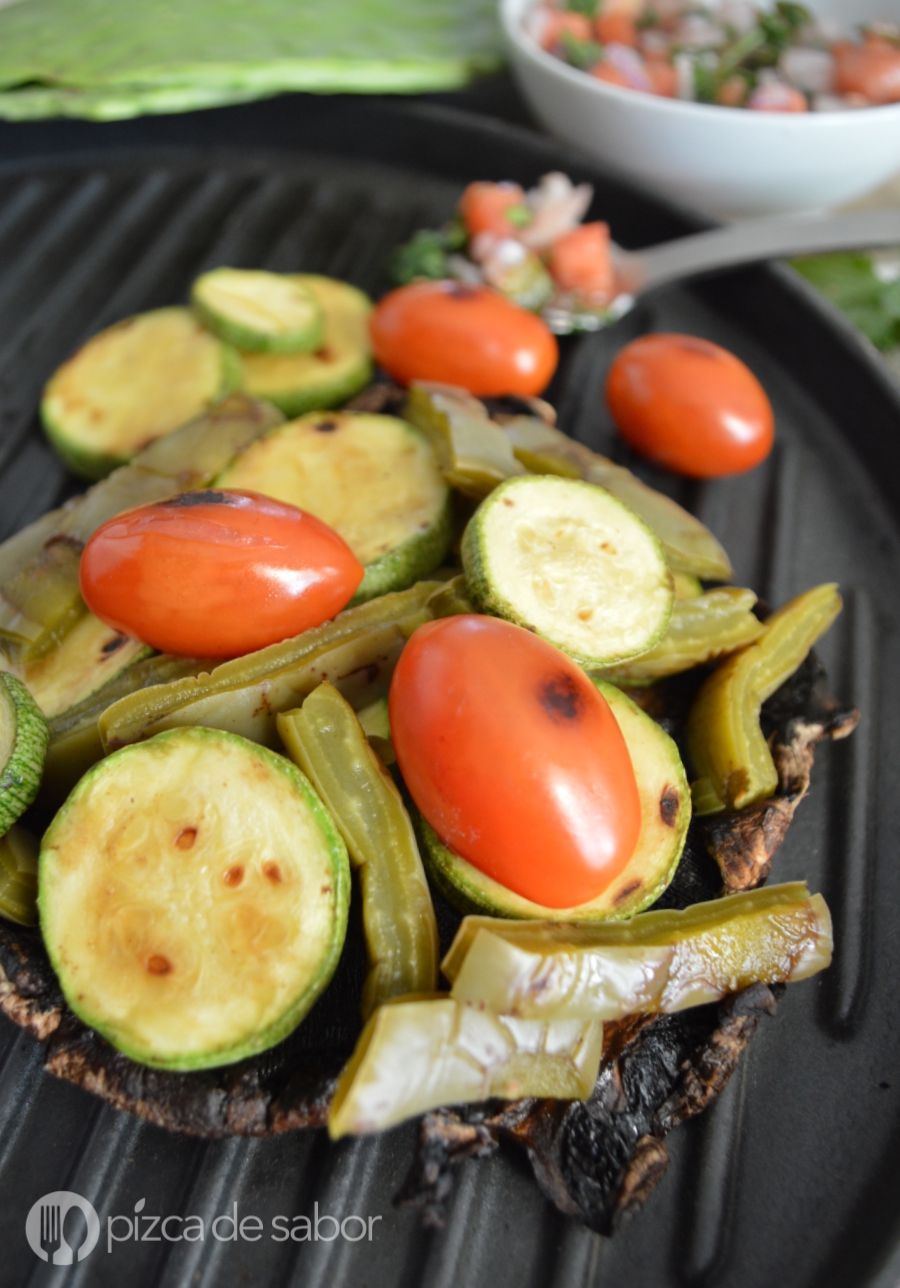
[25,1192,100,1264]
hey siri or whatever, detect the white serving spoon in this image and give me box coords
[546,207,900,331]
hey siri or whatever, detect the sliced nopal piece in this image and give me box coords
[462,474,674,668]
[702,694,859,892]
[444,882,832,1020]
[97,581,442,752]
[39,726,350,1071]
[277,683,439,1018]
[192,268,324,354]
[39,653,215,810]
[418,681,690,921]
[404,382,526,498]
[214,410,452,602]
[0,826,39,927]
[601,587,765,684]
[41,307,241,479]
[328,996,604,1139]
[688,583,843,814]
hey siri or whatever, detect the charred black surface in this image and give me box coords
[760,650,832,734]
[659,786,680,827]
[345,379,407,417]
[100,634,128,655]
[535,1009,713,1231]
[650,825,721,912]
[42,1018,344,1137]
[160,490,231,507]
[539,673,585,722]
[0,920,65,1041]
[0,882,365,1138]
[482,395,554,424]
[395,1110,501,1228]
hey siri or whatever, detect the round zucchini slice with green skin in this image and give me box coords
[41,308,241,481]
[462,474,674,669]
[417,681,690,922]
[215,410,452,603]
[238,276,373,416]
[39,726,350,1071]
[0,672,49,835]
[192,268,324,354]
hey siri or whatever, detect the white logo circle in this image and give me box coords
[25,1192,100,1264]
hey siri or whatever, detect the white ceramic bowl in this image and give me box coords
[501,0,900,218]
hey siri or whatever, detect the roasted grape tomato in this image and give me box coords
[459,181,529,237]
[389,615,641,908]
[79,490,363,658]
[605,334,774,478]
[369,281,558,397]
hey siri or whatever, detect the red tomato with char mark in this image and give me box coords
[369,281,558,397]
[80,490,363,658]
[605,333,774,478]
[389,615,641,909]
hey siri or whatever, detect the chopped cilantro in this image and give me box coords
[506,205,533,228]
[559,30,605,69]
[793,252,900,350]
[390,230,449,285]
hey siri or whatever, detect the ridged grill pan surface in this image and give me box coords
[0,93,898,1288]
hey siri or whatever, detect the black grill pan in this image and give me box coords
[0,91,899,1288]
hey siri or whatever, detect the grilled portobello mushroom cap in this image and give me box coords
[0,651,855,1231]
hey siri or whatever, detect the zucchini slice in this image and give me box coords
[462,475,674,668]
[24,613,150,719]
[238,276,373,416]
[418,681,690,922]
[39,726,350,1071]
[0,672,48,834]
[215,411,452,602]
[192,268,323,354]
[41,308,240,480]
